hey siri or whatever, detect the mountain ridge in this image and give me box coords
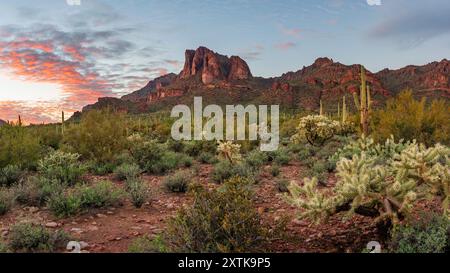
[73,46,450,118]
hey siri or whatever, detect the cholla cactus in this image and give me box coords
[291,115,340,146]
[217,140,242,163]
[287,137,450,229]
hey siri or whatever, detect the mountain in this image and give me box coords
[0,119,7,126]
[375,59,449,100]
[73,46,450,118]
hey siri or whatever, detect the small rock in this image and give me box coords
[45,222,59,228]
[1,230,9,237]
[115,237,122,241]
[106,211,114,215]
[70,228,83,234]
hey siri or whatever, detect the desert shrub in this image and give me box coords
[127,179,149,208]
[0,126,43,170]
[47,191,83,218]
[128,235,168,253]
[287,137,450,236]
[276,179,290,193]
[372,90,450,146]
[211,160,255,184]
[86,161,116,175]
[270,164,281,177]
[36,126,63,150]
[166,177,271,253]
[8,223,69,253]
[130,139,192,174]
[38,151,85,186]
[48,181,123,217]
[13,177,64,207]
[77,180,124,209]
[198,152,218,164]
[183,141,217,157]
[151,152,193,174]
[0,165,23,187]
[164,170,192,193]
[114,163,141,181]
[244,150,269,169]
[291,115,340,146]
[389,213,449,253]
[270,148,291,166]
[167,140,185,153]
[0,188,14,215]
[62,109,128,163]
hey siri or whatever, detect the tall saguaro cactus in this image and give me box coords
[353,66,371,135]
[61,111,65,136]
[319,99,323,116]
[342,95,347,123]
[18,115,22,127]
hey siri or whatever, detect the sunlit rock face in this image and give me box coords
[180,46,252,84]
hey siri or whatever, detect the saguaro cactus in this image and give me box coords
[18,115,22,127]
[319,99,323,116]
[353,66,371,135]
[342,95,347,123]
[61,111,65,135]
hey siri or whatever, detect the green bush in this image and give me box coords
[86,161,116,175]
[372,90,450,146]
[0,188,14,215]
[164,170,192,193]
[128,235,168,253]
[47,191,83,218]
[389,213,449,253]
[166,177,271,253]
[244,150,269,169]
[130,140,192,174]
[13,177,64,207]
[48,181,123,217]
[183,141,216,157]
[8,223,69,253]
[211,160,255,184]
[114,163,141,181]
[0,165,23,187]
[38,151,85,186]
[0,126,43,170]
[268,148,291,166]
[127,179,149,208]
[77,180,124,209]
[62,109,128,163]
[198,152,218,164]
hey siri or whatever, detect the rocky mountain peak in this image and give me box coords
[179,46,252,84]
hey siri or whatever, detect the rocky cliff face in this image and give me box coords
[375,59,450,97]
[280,57,389,97]
[121,73,178,102]
[179,46,252,84]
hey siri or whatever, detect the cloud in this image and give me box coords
[237,45,265,61]
[281,27,301,38]
[369,0,450,48]
[0,22,173,122]
[367,0,382,6]
[275,42,296,51]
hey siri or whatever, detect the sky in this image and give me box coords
[0,0,449,123]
